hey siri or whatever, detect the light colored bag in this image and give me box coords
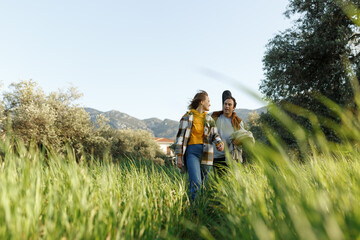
[230,144,243,163]
[228,129,255,163]
[230,129,255,146]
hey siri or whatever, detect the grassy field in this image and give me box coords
[0,136,360,240]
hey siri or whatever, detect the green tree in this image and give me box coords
[259,0,360,145]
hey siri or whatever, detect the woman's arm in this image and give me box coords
[175,116,188,168]
[209,118,224,151]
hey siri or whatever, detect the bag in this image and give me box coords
[230,129,255,146]
[230,144,243,163]
[229,129,255,163]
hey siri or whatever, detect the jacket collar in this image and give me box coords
[211,111,242,131]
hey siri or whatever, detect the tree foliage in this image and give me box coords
[3,80,93,153]
[259,0,360,145]
[0,80,163,162]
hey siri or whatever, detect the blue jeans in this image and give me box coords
[185,144,212,201]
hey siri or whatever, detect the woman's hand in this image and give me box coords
[216,143,224,152]
[176,155,183,169]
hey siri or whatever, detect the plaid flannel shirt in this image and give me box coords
[175,110,223,166]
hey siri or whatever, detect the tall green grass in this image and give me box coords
[204,82,360,239]
[210,143,360,240]
[1,97,360,239]
[0,141,198,239]
[1,137,360,239]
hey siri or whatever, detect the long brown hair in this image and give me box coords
[188,90,208,110]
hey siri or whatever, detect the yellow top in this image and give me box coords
[188,109,206,145]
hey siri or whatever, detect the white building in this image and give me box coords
[154,138,174,157]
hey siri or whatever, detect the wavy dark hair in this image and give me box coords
[188,90,208,110]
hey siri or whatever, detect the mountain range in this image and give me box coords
[85,107,267,140]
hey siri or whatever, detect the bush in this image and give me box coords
[111,129,162,161]
[1,80,163,163]
[2,80,95,154]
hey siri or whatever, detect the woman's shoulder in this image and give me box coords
[205,114,216,127]
[180,111,192,120]
[205,113,215,121]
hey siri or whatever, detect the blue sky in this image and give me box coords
[0,0,292,121]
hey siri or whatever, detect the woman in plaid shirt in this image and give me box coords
[175,90,224,201]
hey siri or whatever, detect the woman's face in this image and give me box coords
[202,96,210,111]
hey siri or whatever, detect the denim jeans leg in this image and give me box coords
[201,165,212,186]
[185,144,203,201]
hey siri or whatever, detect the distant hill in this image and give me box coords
[85,108,178,140]
[85,107,267,140]
[234,107,267,120]
[143,118,179,140]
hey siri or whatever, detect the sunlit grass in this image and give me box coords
[210,143,360,240]
[2,92,360,239]
[0,141,193,239]
[1,133,360,239]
